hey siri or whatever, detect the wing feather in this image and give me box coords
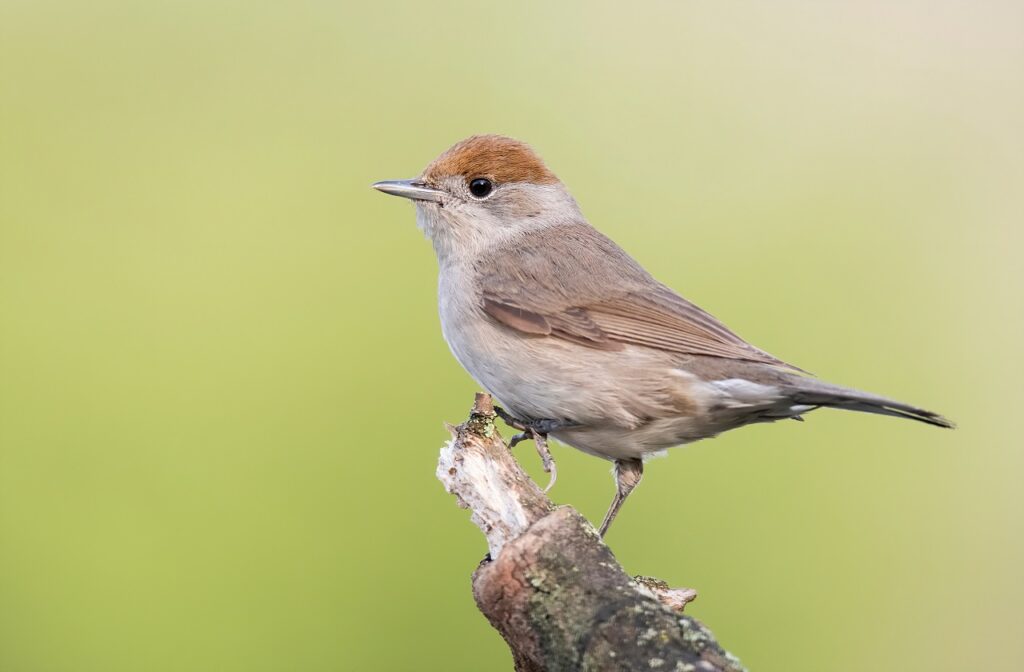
[477,222,799,369]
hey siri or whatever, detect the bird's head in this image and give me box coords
[373,135,581,260]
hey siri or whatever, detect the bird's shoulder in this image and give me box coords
[474,221,649,305]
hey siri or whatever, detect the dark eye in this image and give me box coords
[468,177,493,198]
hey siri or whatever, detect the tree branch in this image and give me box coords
[437,393,747,672]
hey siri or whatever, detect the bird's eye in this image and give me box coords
[468,178,493,199]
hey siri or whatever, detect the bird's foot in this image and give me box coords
[493,406,577,435]
[527,431,558,493]
[494,407,576,493]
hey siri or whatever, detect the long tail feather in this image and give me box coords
[784,378,955,429]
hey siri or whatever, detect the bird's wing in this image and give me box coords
[478,222,800,370]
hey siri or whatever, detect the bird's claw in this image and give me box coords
[495,406,563,493]
[508,426,557,492]
[536,433,557,493]
[493,405,529,432]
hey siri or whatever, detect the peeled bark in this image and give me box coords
[437,394,747,672]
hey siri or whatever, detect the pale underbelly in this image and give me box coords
[439,292,792,462]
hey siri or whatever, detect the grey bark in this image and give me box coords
[437,393,747,672]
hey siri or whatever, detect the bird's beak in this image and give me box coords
[372,179,445,203]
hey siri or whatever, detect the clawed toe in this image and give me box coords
[494,406,562,493]
[532,431,557,492]
[494,406,529,432]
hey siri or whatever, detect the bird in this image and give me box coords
[372,134,954,537]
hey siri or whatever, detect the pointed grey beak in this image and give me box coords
[372,179,445,203]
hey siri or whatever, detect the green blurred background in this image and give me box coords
[1,1,1021,670]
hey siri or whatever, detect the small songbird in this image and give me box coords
[373,135,953,536]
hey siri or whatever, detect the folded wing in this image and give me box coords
[478,222,799,370]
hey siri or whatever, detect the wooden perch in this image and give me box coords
[437,393,747,672]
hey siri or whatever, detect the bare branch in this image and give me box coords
[437,393,747,672]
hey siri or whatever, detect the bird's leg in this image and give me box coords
[598,458,644,537]
[494,406,576,493]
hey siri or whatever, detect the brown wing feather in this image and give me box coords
[482,298,622,350]
[477,222,799,369]
[481,298,551,335]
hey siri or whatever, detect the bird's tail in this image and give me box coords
[782,376,955,429]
